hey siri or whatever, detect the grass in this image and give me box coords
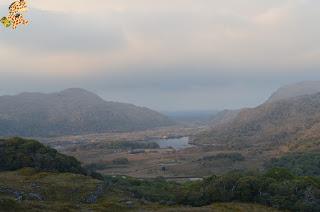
[0,168,100,202]
[147,203,280,212]
[0,169,281,212]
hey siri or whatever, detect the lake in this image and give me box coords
[152,137,194,150]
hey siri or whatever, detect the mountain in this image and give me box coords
[164,110,219,124]
[267,81,320,103]
[0,88,174,137]
[208,109,241,127]
[205,81,320,135]
[194,92,320,152]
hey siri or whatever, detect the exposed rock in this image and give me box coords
[83,184,107,204]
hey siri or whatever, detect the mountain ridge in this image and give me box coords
[194,91,320,152]
[267,81,320,103]
[0,88,174,137]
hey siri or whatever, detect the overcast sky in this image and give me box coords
[0,0,320,111]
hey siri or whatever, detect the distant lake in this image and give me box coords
[152,137,194,150]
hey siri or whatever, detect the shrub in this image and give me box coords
[0,137,85,174]
[265,153,320,176]
[112,158,129,165]
[201,153,245,162]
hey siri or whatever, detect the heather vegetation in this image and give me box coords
[0,137,85,174]
[84,158,130,172]
[265,153,320,176]
[199,153,245,162]
[0,138,319,211]
[104,140,160,150]
[1,167,319,211]
[112,157,130,165]
[0,137,102,180]
[109,168,320,211]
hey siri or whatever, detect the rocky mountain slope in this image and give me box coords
[207,81,320,131]
[267,81,320,103]
[0,88,174,137]
[208,109,241,127]
[194,92,320,152]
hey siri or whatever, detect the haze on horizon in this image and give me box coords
[0,0,320,111]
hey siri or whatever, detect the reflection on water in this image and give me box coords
[152,137,193,150]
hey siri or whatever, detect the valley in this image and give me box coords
[2,81,320,211]
[37,126,277,179]
[1,138,318,212]
[3,0,320,210]
[32,82,320,180]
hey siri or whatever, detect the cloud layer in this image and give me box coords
[0,0,319,110]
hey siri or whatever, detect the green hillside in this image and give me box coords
[0,169,281,212]
[0,137,85,174]
[0,138,319,211]
[265,152,320,176]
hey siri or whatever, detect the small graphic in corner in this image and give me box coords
[1,0,29,30]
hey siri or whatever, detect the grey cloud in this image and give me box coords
[1,66,320,111]
[1,1,320,111]
[0,10,127,53]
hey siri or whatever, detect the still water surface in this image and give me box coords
[152,137,193,150]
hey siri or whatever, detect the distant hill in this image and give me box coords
[164,110,219,124]
[208,109,241,127]
[207,81,320,129]
[194,92,320,152]
[0,88,174,136]
[267,81,320,103]
[163,110,240,127]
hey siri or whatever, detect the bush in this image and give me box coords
[0,137,85,174]
[264,168,294,181]
[105,141,160,150]
[84,163,109,171]
[200,153,245,162]
[104,168,320,211]
[112,158,129,165]
[0,198,22,211]
[265,153,320,176]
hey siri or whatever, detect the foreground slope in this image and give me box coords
[0,167,317,211]
[0,138,318,211]
[194,92,320,152]
[0,88,173,136]
[0,137,85,174]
